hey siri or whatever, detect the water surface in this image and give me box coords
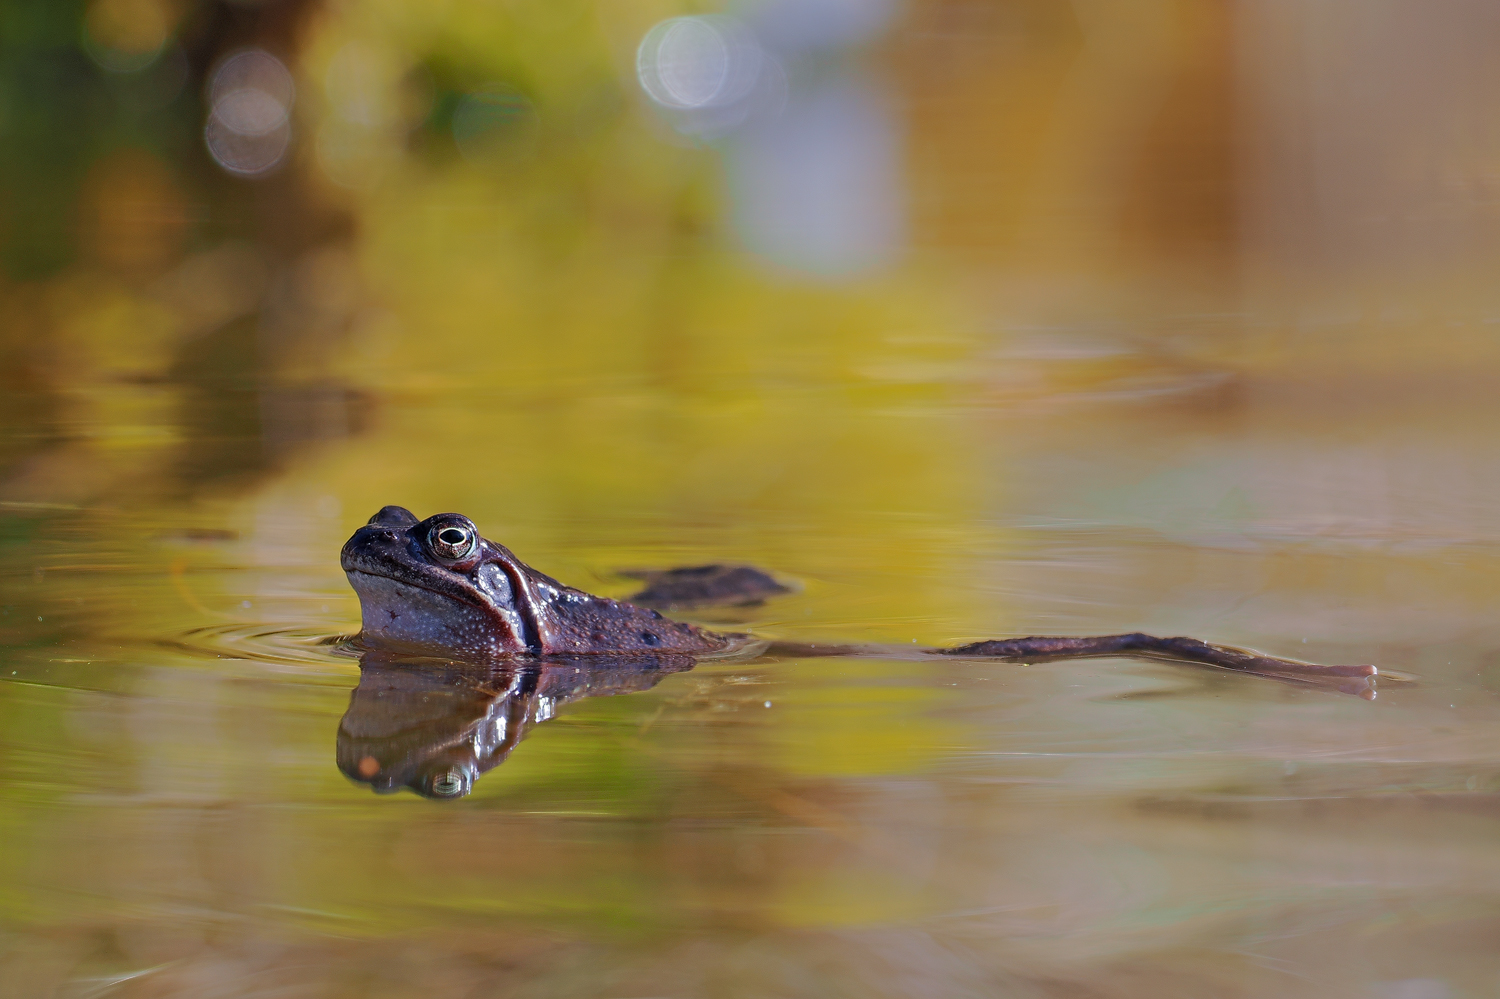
[5,2,1500,997]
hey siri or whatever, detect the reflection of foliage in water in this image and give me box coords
[0,0,987,970]
[7,3,1500,996]
[0,0,360,503]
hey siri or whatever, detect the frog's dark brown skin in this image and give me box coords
[341,506,1377,686]
[342,506,727,658]
[339,506,1379,798]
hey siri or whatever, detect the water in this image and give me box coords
[6,2,1500,997]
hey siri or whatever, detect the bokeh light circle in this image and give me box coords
[204,49,295,178]
[637,16,763,112]
[213,87,288,136]
[83,0,173,73]
[205,115,291,176]
[209,49,295,109]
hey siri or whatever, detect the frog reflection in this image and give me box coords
[337,651,694,798]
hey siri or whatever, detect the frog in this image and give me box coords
[339,505,1380,797]
[342,505,733,658]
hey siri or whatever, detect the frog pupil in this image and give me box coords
[439,528,466,545]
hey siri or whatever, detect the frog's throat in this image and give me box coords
[345,569,529,657]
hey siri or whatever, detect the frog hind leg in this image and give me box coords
[933,633,1377,697]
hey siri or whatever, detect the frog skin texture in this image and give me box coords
[342,506,729,658]
[341,506,1378,684]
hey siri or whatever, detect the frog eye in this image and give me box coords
[429,523,475,561]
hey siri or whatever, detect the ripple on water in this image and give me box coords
[164,622,361,670]
[163,627,766,671]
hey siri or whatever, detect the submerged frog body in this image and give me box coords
[621,564,790,609]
